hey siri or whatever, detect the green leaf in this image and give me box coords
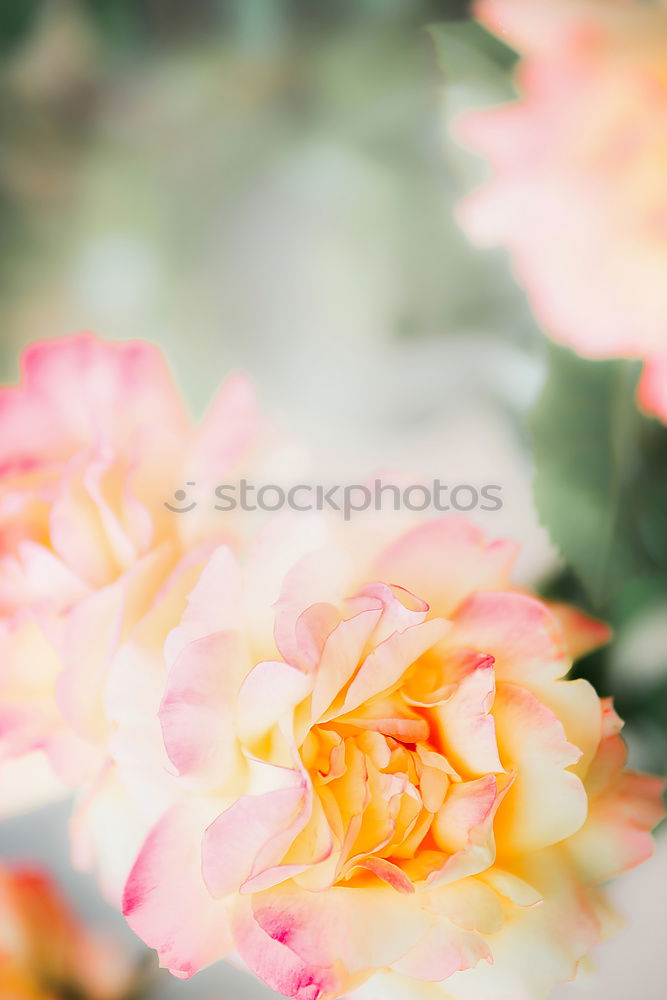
[0,0,42,54]
[82,0,147,50]
[429,18,518,92]
[528,346,645,609]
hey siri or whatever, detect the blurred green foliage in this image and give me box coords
[0,0,472,55]
[430,16,518,86]
[0,0,42,54]
[0,0,531,395]
[530,349,648,609]
[533,350,667,775]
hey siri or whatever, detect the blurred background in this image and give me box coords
[0,1,664,998]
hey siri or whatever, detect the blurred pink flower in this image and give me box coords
[0,333,262,895]
[457,0,667,420]
[0,863,135,999]
[120,517,663,1000]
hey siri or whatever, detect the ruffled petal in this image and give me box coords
[123,801,232,979]
[493,683,587,853]
[373,518,517,619]
[160,631,250,791]
[0,334,188,470]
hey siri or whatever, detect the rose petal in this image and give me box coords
[373,518,517,619]
[493,682,587,853]
[123,801,232,979]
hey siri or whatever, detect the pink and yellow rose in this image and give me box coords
[457,0,667,421]
[0,334,263,893]
[0,336,663,1000]
[120,517,664,1000]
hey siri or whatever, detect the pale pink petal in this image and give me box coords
[241,513,335,662]
[449,595,603,778]
[373,517,517,619]
[202,779,307,898]
[354,857,415,895]
[71,762,168,907]
[123,801,232,978]
[329,618,448,721]
[474,0,582,53]
[49,451,120,589]
[164,546,242,666]
[291,602,341,674]
[232,898,339,1000]
[359,582,429,643]
[237,660,313,745]
[187,373,259,480]
[391,918,490,983]
[160,631,250,790]
[456,0,667,425]
[406,776,510,891]
[274,547,357,665]
[448,591,569,684]
[0,540,89,613]
[309,608,383,723]
[0,334,188,470]
[57,548,173,743]
[244,791,334,894]
[432,775,501,856]
[568,707,665,883]
[103,547,207,732]
[568,768,665,884]
[46,726,105,787]
[250,887,435,984]
[547,602,611,660]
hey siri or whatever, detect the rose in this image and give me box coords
[0,333,263,895]
[2,337,662,1000]
[0,864,134,999]
[121,516,664,999]
[456,0,667,422]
